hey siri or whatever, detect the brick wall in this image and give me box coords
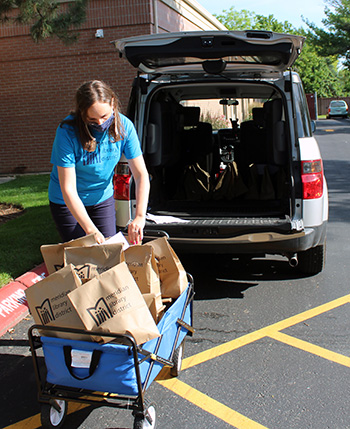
[0,0,223,174]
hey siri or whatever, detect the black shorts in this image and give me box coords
[49,195,116,242]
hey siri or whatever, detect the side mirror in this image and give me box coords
[311,120,316,133]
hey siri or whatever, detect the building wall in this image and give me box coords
[0,0,225,174]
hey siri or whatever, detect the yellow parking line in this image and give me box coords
[3,415,41,429]
[2,403,90,429]
[269,331,350,367]
[157,377,268,428]
[183,294,350,370]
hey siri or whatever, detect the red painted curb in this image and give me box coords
[0,263,48,337]
[0,281,29,336]
[16,263,48,288]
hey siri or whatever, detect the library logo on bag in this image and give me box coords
[87,298,113,326]
[74,264,91,279]
[54,263,64,271]
[35,299,54,324]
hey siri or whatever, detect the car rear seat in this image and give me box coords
[180,106,214,173]
[237,99,287,199]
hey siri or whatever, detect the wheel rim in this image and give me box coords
[144,405,156,429]
[176,344,183,373]
[50,400,66,426]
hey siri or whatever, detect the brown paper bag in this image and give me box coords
[68,262,160,345]
[25,264,91,341]
[143,293,166,323]
[147,237,188,299]
[142,293,157,323]
[124,245,163,317]
[41,234,98,275]
[64,243,124,275]
[213,162,247,200]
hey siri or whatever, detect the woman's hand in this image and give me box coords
[89,229,105,244]
[128,215,146,245]
[127,156,150,245]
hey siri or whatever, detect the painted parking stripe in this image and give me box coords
[157,294,350,428]
[157,377,268,428]
[268,331,350,367]
[182,294,350,370]
[3,403,90,429]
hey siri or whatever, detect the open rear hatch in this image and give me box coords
[113,30,304,76]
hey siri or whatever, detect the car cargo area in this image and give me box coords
[143,82,294,229]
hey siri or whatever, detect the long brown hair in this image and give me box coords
[62,80,124,152]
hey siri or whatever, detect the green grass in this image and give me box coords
[0,175,60,287]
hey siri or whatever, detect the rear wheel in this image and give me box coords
[170,342,184,377]
[133,404,156,429]
[298,243,325,275]
[41,399,67,428]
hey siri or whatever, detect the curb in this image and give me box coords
[0,263,48,336]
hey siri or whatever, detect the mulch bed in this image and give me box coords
[0,203,24,225]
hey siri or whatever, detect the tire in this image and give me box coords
[170,342,184,377]
[133,404,156,429]
[41,400,67,428]
[298,243,325,275]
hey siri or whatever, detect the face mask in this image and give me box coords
[88,112,114,133]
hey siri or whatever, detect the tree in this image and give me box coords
[214,6,350,97]
[306,0,350,69]
[293,40,344,96]
[0,0,88,44]
[214,7,294,33]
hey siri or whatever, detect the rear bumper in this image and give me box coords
[143,223,327,255]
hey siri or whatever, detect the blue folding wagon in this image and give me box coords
[28,276,194,429]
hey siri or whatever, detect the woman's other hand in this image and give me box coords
[93,230,106,244]
[128,215,145,245]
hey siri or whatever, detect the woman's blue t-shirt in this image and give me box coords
[48,113,142,206]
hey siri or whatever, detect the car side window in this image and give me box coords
[293,83,312,138]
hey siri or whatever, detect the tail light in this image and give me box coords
[113,162,131,200]
[301,159,323,199]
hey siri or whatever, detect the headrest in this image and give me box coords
[252,108,265,126]
[264,99,282,122]
[182,106,200,127]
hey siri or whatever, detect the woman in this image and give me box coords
[48,80,149,245]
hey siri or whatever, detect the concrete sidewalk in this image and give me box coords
[0,176,15,184]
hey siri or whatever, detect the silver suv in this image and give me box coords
[113,30,328,275]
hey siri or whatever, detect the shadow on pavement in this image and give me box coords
[179,253,307,301]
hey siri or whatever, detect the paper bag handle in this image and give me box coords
[63,346,102,380]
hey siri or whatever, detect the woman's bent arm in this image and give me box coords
[127,155,150,244]
[57,166,105,243]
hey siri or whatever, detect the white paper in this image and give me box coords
[101,232,130,250]
[71,349,93,368]
[146,213,190,224]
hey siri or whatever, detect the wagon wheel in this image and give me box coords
[170,341,185,377]
[133,404,156,429]
[41,399,67,428]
